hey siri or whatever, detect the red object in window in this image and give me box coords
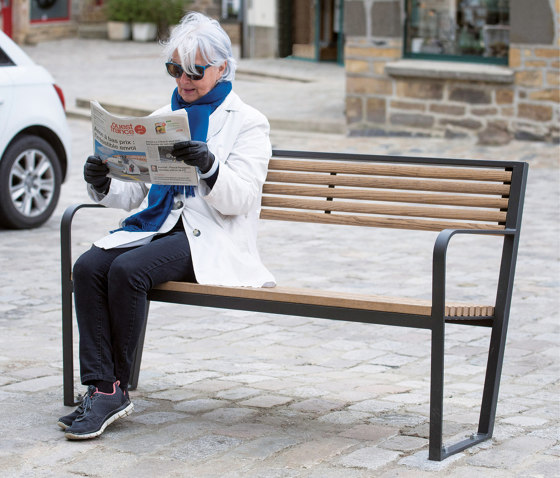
[1,0,13,38]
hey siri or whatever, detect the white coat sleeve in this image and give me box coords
[87,179,150,211]
[202,111,271,216]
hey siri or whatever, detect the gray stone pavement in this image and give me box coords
[0,38,558,476]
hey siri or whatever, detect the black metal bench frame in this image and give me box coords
[60,150,528,461]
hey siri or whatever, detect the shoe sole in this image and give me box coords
[57,420,71,430]
[64,402,134,440]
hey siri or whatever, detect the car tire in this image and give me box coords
[0,135,62,229]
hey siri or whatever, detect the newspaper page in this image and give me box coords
[90,101,198,186]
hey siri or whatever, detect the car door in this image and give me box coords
[0,43,15,157]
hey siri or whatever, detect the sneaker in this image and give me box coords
[57,385,97,430]
[64,381,133,440]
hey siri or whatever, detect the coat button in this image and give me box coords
[193,229,201,237]
[173,201,184,210]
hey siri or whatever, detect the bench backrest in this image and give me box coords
[261,151,528,232]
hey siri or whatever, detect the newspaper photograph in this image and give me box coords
[90,101,198,186]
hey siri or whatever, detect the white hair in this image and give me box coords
[163,11,237,82]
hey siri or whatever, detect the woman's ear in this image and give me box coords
[218,60,227,78]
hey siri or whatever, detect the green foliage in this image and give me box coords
[105,0,134,22]
[106,0,189,25]
[160,0,190,26]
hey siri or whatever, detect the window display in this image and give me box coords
[405,0,509,63]
[30,0,70,22]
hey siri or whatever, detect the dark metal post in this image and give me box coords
[429,230,449,461]
[128,302,149,391]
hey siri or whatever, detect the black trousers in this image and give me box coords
[72,229,196,389]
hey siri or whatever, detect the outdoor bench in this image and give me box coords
[61,150,528,461]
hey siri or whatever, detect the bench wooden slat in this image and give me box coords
[263,184,510,209]
[261,196,507,223]
[153,282,495,318]
[268,159,513,182]
[266,171,511,195]
[260,209,506,231]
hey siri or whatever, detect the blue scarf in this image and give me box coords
[116,81,232,232]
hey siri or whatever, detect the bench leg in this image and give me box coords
[477,313,508,438]
[429,322,445,461]
[62,275,78,406]
[478,235,516,437]
[128,301,149,391]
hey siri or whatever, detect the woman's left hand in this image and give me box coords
[172,140,215,173]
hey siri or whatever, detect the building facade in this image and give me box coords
[344,0,560,143]
[3,1,558,143]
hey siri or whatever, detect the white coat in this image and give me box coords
[89,91,276,288]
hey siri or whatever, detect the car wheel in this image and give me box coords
[0,135,62,229]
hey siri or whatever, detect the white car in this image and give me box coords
[0,30,71,229]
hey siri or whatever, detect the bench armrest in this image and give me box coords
[431,228,518,320]
[61,203,105,284]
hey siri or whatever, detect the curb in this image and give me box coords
[69,99,347,135]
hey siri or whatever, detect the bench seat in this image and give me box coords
[152,282,495,318]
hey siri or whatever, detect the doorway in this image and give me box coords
[280,0,344,64]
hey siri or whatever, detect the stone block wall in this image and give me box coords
[345,0,560,143]
[508,44,560,141]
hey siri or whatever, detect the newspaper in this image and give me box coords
[90,101,198,186]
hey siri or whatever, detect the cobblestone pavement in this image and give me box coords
[0,38,558,477]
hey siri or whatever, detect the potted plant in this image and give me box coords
[106,0,133,41]
[156,0,190,40]
[130,0,159,42]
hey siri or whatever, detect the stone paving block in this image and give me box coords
[317,410,371,425]
[379,434,428,452]
[466,436,556,468]
[348,399,402,414]
[302,466,370,478]
[289,397,345,414]
[275,437,357,469]
[398,449,464,471]
[511,454,560,477]
[170,434,243,462]
[166,371,222,386]
[1,375,60,392]
[212,422,278,439]
[130,411,186,425]
[501,415,549,427]
[202,407,259,424]
[220,374,278,384]
[232,435,300,460]
[338,446,401,471]
[339,423,400,442]
[239,394,293,408]
[216,386,262,400]
[174,398,227,414]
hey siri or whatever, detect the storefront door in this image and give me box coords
[283,0,344,64]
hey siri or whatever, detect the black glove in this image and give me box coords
[171,140,215,174]
[84,155,110,193]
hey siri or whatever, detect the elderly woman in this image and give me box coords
[58,12,275,440]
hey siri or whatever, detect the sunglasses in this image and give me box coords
[165,61,212,81]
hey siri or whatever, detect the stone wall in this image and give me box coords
[345,0,560,143]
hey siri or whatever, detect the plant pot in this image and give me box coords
[107,21,131,41]
[132,22,157,42]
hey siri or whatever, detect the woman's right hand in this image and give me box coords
[84,156,111,194]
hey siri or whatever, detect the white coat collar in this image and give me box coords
[206,91,241,140]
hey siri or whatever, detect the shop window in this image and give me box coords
[30,0,70,22]
[404,0,509,64]
[222,0,241,20]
